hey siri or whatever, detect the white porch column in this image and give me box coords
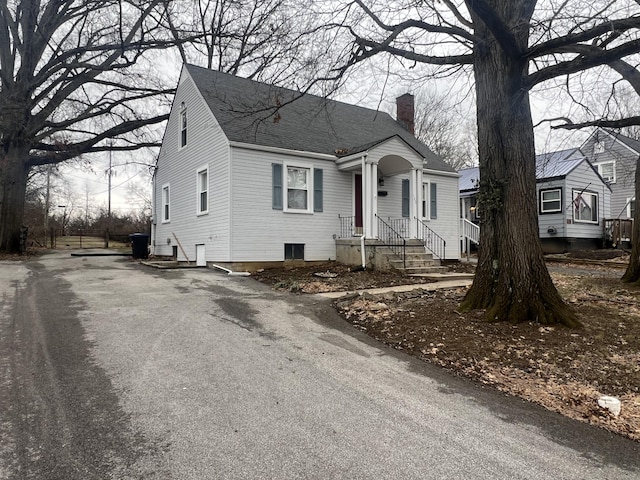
[416,168,424,238]
[365,161,375,239]
[409,168,418,238]
[371,162,378,238]
[361,156,368,238]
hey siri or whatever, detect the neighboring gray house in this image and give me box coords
[580,128,640,220]
[459,148,611,253]
[152,64,460,270]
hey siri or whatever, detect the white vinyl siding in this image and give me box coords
[196,166,208,215]
[153,72,230,261]
[230,147,349,262]
[422,174,457,259]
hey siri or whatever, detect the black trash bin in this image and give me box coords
[129,233,150,259]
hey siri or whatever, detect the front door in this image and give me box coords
[355,174,363,235]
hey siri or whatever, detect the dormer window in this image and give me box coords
[593,140,605,154]
[180,102,187,148]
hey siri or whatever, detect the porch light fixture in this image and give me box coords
[378,177,384,186]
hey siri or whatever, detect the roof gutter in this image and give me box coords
[228,141,337,161]
[423,167,459,177]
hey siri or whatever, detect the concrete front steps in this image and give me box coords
[379,242,448,275]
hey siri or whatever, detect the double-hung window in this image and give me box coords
[272,163,322,213]
[197,166,208,215]
[573,190,598,223]
[627,197,636,219]
[420,182,438,219]
[162,184,170,223]
[286,166,310,211]
[594,161,615,184]
[539,188,562,214]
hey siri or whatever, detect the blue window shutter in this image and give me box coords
[402,179,410,217]
[430,183,437,219]
[272,163,283,210]
[314,168,323,212]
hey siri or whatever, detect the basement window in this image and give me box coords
[284,243,304,260]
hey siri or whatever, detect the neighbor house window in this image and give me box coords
[540,188,562,213]
[162,184,170,222]
[180,103,187,147]
[286,166,310,211]
[594,161,615,183]
[573,190,598,223]
[627,197,636,219]
[197,166,208,215]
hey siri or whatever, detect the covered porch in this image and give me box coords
[334,136,446,266]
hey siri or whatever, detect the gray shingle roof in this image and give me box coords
[604,129,640,153]
[184,64,453,173]
[458,148,588,192]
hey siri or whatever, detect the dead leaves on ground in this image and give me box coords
[335,282,640,442]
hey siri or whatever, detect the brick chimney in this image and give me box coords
[396,93,415,135]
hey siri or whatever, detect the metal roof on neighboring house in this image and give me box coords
[458,148,589,193]
[535,148,584,178]
[184,64,454,173]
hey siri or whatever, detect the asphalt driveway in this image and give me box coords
[1,251,638,479]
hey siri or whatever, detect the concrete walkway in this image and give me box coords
[317,276,473,299]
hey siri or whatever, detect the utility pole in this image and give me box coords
[44,164,51,248]
[106,143,112,248]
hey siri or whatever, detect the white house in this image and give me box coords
[152,64,460,270]
[459,148,611,253]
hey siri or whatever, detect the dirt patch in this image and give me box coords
[252,261,436,293]
[254,260,640,441]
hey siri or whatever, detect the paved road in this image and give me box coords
[1,251,638,479]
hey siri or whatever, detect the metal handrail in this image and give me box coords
[417,218,446,260]
[338,215,359,238]
[460,218,480,245]
[376,215,406,269]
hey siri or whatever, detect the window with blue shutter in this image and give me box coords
[402,179,410,217]
[314,168,323,212]
[430,183,437,219]
[272,163,283,210]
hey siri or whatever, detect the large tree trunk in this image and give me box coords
[0,146,31,253]
[460,1,579,327]
[622,155,640,282]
